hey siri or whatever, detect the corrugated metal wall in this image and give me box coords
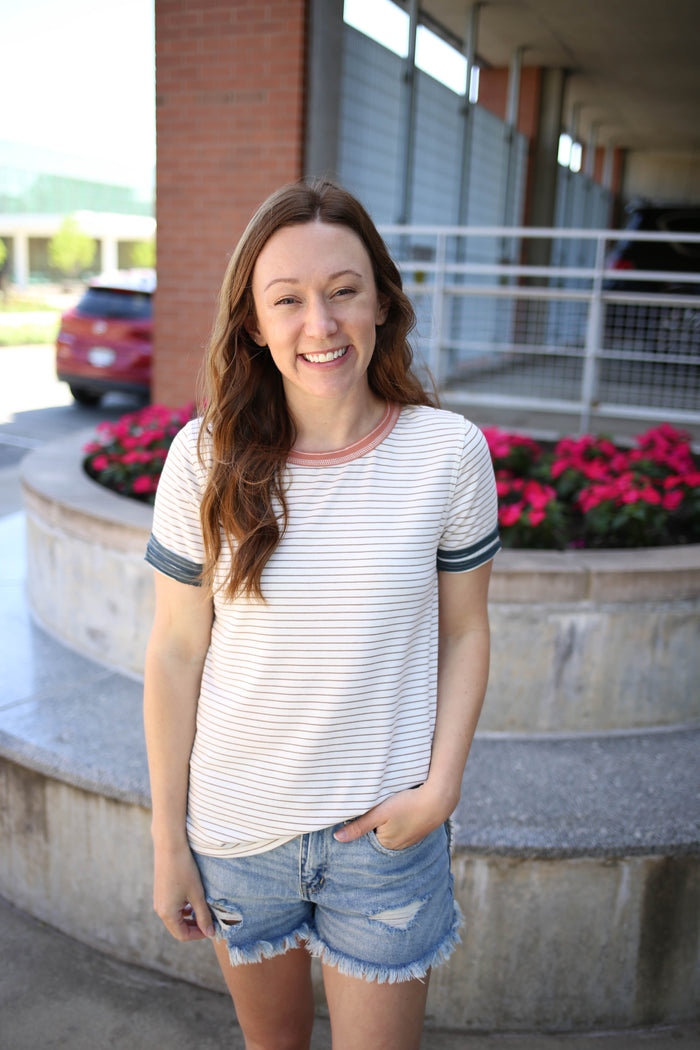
[337,25,528,230]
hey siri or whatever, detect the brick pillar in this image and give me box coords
[154,0,307,406]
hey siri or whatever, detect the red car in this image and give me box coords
[56,269,155,405]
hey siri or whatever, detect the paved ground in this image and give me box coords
[2,897,699,1050]
[1,344,698,1049]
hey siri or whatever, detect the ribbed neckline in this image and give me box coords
[287,402,401,467]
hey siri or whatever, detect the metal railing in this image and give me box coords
[379,225,700,433]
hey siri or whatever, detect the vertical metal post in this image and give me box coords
[580,232,606,433]
[502,46,523,228]
[602,143,616,226]
[397,0,419,225]
[500,46,523,273]
[457,3,480,228]
[582,121,598,230]
[429,231,447,384]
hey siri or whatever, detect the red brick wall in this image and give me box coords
[478,67,541,140]
[154,0,308,406]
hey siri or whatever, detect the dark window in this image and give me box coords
[76,288,153,319]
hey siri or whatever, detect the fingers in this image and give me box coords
[158,896,215,942]
[153,849,216,942]
[333,804,383,842]
[189,890,216,940]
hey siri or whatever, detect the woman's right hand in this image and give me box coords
[152,841,216,942]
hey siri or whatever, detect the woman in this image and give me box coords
[144,179,500,1050]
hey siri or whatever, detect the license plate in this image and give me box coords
[88,346,116,367]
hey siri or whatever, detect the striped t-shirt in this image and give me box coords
[145,402,500,857]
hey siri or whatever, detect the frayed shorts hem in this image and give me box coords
[305,899,464,984]
[217,901,464,985]
[214,922,312,968]
[197,822,460,984]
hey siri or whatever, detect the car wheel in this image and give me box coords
[69,385,102,407]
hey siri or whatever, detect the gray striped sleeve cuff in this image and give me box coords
[145,534,203,586]
[437,526,501,573]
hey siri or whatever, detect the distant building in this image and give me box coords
[0,141,155,287]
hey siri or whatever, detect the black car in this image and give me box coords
[604,204,700,356]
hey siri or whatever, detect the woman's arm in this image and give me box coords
[335,560,493,848]
[143,570,215,940]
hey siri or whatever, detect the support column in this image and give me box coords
[305,0,344,180]
[13,232,29,289]
[457,2,481,226]
[396,0,419,225]
[100,235,119,274]
[153,0,307,406]
[525,67,567,263]
[502,46,524,229]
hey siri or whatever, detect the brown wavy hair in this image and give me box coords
[197,178,436,601]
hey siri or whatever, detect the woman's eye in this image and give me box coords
[333,286,355,298]
[274,296,297,306]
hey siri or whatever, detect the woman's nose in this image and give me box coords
[303,296,338,338]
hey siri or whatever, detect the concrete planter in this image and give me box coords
[10,430,699,1032]
[21,430,700,729]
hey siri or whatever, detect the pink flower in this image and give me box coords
[638,486,662,505]
[132,475,159,494]
[662,490,684,511]
[499,502,525,527]
[523,480,555,510]
[91,454,110,471]
[528,509,547,527]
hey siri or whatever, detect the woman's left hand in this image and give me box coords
[333,783,454,851]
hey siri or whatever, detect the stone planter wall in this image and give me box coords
[21,431,700,729]
[11,431,699,1032]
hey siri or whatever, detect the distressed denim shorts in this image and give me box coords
[192,821,462,984]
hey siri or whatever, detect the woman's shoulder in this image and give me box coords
[169,416,205,456]
[162,417,211,481]
[397,403,482,442]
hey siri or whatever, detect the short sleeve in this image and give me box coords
[436,421,500,573]
[144,420,207,585]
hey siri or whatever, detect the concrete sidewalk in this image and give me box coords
[1,388,698,1049]
[2,896,699,1050]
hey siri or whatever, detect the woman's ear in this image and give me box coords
[244,314,267,347]
[375,295,390,326]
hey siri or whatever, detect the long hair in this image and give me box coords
[198,178,436,601]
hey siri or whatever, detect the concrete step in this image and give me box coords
[1,511,699,1030]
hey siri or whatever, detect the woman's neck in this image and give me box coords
[289,391,387,454]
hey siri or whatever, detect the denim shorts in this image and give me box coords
[192,821,462,984]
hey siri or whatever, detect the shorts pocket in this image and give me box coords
[366,829,427,857]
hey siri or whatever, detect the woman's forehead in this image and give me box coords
[253,221,374,283]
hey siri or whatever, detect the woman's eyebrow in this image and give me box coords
[263,269,364,292]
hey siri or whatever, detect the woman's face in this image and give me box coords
[246,221,388,415]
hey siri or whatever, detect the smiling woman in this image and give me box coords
[245,221,389,445]
[142,178,500,1050]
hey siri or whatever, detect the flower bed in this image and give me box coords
[83,403,195,502]
[83,406,700,550]
[484,422,699,549]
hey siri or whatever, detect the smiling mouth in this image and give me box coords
[301,346,349,364]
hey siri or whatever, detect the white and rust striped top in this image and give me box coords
[145,402,500,857]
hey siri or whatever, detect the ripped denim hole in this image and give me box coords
[370,896,428,930]
[211,903,243,927]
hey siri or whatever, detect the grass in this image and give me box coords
[0,320,59,346]
[0,295,59,313]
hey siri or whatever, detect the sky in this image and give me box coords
[0,0,155,189]
[0,0,469,193]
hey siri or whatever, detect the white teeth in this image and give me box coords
[302,347,348,363]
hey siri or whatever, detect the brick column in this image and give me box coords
[154,0,307,406]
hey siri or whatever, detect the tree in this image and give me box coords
[0,237,7,299]
[130,238,156,268]
[48,216,96,279]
